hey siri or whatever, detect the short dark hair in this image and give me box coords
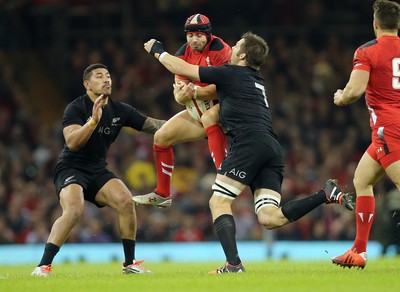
[239,32,269,69]
[373,0,400,30]
[83,63,108,81]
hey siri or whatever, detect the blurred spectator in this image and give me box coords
[172,215,205,242]
[79,219,113,243]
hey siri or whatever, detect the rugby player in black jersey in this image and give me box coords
[31,63,165,277]
[144,32,354,274]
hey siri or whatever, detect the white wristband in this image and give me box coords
[193,85,199,100]
[158,52,168,62]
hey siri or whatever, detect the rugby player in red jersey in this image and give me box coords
[133,14,231,207]
[332,0,400,269]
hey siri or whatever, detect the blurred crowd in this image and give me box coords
[1,0,399,253]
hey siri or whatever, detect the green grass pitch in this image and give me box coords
[0,258,399,292]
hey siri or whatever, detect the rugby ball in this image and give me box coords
[185,98,216,121]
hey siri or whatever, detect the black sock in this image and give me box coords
[38,242,60,266]
[281,191,326,222]
[213,214,241,266]
[122,239,135,266]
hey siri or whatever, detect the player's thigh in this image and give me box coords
[95,178,132,210]
[59,184,85,214]
[353,150,384,194]
[384,159,400,190]
[201,104,220,127]
[154,110,206,145]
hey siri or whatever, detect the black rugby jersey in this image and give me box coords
[58,94,147,168]
[199,64,276,139]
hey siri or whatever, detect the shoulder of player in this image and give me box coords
[175,43,188,57]
[358,39,378,50]
[65,95,87,111]
[104,99,140,122]
[70,94,87,104]
[208,35,230,52]
[109,99,135,111]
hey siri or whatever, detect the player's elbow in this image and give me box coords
[65,139,82,151]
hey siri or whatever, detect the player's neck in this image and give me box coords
[87,92,97,102]
[376,29,398,38]
[87,92,109,105]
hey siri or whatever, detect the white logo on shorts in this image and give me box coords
[228,168,247,179]
[64,175,75,184]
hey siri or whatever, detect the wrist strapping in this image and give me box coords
[87,117,97,127]
[150,40,165,58]
[158,52,168,62]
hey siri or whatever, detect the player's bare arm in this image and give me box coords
[144,39,200,82]
[334,70,369,106]
[141,117,166,134]
[191,84,217,101]
[63,94,106,151]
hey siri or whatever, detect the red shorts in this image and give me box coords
[368,125,400,168]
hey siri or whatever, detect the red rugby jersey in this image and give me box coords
[175,34,232,87]
[352,35,400,129]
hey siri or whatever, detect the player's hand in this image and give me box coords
[144,39,156,54]
[173,81,186,105]
[173,81,186,104]
[182,83,196,100]
[333,89,345,106]
[144,39,165,59]
[173,82,194,105]
[92,94,107,123]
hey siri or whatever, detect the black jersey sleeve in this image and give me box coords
[119,102,147,131]
[198,65,232,86]
[62,101,86,128]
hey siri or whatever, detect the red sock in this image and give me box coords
[205,124,227,170]
[352,196,375,253]
[153,144,174,197]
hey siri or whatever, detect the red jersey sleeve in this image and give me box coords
[353,47,372,73]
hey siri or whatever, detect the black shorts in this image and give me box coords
[54,162,116,207]
[218,132,284,193]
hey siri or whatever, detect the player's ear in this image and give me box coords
[83,80,90,90]
[373,19,379,30]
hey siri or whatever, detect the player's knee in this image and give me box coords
[64,205,84,223]
[256,206,282,230]
[353,175,371,193]
[201,109,219,127]
[154,127,172,145]
[115,192,135,213]
[258,217,276,230]
[209,194,231,213]
[209,195,219,211]
[257,211,276,230]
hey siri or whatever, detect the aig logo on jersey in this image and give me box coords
[98,126,111,134]
[229,168,247,179]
